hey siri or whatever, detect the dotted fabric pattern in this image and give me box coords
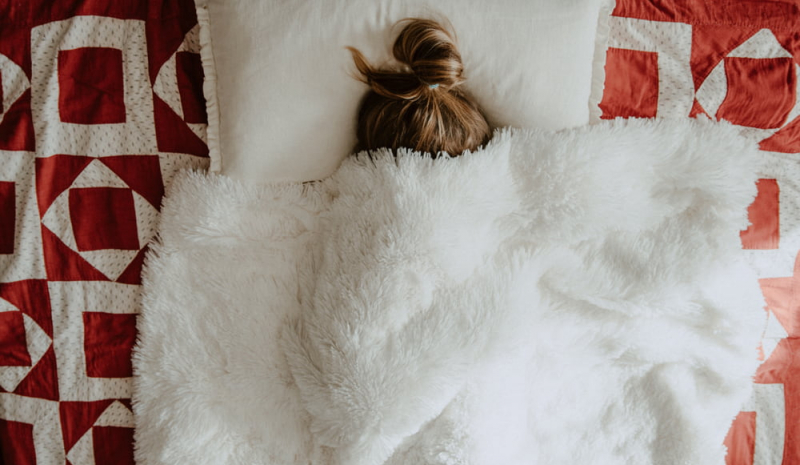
[0,0,208,463]
[600,1,800,464]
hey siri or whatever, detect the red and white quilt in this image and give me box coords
[600,1,800,464]
[0,0,798,464]
[0,0,208,463]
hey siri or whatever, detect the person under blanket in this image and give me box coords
[133,15,765,465]
[347,18,491,157]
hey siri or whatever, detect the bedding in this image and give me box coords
[195,0,614,182]
[599,2,800,464]
[1,0,799,464]
[133,117,765,465]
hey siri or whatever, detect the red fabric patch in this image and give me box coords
[0,0,147,26]
[59,400,114,452]
[688,99,709,119]
[68,187,139,252]
[82,312,136,378]
[58,47,125,124]
[0,419,37,465]
[0,280,53,338]
[612,0,800,29]
[0,311,31,367]
[13,346,58,401]
[116,246,148,285]
[0,181,15,254]
[0,281,57,400]
[760,116,800,153]
[93,426,135,465]
[153,93,208,157]
[34,155,92,217]
[599,48,659,119]
[0,89,35,152]
[690,25,758,90]
[774,29,800,67]
[0,17,30,79]
[724,411,756,465]
[41,226,108,282]
[100,155,164,209]
[176,51,207,124]
[717,57,796,129]
[741,179,780,250]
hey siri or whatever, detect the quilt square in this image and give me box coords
[599,47,659,118]
[82,312,136,378]
[68,187,139,252]
[30,16,156,158]
[59,399,134,464]
[57,47,125,125]
[49,282,137,401]
[0,280,57,400]
[717,57,796,129]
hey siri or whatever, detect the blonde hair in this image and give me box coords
[347,18,491,157]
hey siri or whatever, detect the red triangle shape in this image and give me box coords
[145,0,198,84]
[116,246,148,285]
[690,25,759,91]
[41,226,108,281]
[153,94,209,157]
[759,115,800,153]
[14,346,59,401]
[774,29,800,66]
[35,156,92,217]
[0,280,53,337]
[59,399,114,452]
[100,156,164,209]
[688,99,710,119]
[0,89,35,152]
[119,398,133,412]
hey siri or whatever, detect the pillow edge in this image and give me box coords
[195,0,223,172]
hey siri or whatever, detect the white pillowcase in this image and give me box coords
[196,0,614,183]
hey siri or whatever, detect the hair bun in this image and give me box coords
[392,18,465,90]
[347,18,490,156]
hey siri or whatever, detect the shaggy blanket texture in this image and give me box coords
[133,118,766,465]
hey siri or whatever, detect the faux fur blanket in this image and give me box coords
[133,118,766,465]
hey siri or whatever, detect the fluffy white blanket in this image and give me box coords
[133,118,766,465]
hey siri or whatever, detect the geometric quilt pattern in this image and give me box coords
[601,1,800,464]
[2,0,799,464]
[0,0,209,463]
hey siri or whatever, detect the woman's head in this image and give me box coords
[348,18,490,157]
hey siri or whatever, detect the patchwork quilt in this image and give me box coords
[599,2,800,464]
[0,0,798,463]
[0,1,208,464]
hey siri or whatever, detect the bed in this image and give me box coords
[0,0,797,463]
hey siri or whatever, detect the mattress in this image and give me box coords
[0,0,797,464]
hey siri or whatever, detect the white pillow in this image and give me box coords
[197,0,613,183]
